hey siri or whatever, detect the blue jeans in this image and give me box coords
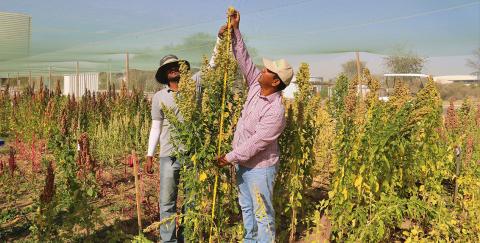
[237,164,278,243]
[159,156,181,243]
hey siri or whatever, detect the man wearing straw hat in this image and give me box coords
[146,40,221,242]
[217,10,293,243]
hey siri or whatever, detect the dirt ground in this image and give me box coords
[0,141,162,241]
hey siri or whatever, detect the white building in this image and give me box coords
[283,76,332,99]
[433,75,479,84]
[63,73,99,97]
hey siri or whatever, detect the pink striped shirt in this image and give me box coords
[225,28,286,168]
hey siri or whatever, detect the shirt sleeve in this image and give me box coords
[191,36,221,105]
[151,92,164,121]
[208,37,222,68]
[231,28,261,88]
[148,93,164,156]
[225,110,286,164]
[147,120,162,156]
[190,36,222,82]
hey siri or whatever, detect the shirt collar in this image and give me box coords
[258,91,281,103]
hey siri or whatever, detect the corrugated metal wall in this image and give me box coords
[0,12,31,61]
[63,73,99,97]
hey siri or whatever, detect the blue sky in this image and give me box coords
[0,0,479,77]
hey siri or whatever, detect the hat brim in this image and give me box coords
[263,58,285,83]
[262,58,277,74]
[155,60,190,84]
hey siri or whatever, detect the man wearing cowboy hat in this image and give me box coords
[146,40,221,242]
[217,10,293,242]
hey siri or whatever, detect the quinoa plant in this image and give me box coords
[322,70,480,241]
[164,32,245,241]
[274,63,323,242]
[0,86,12,137]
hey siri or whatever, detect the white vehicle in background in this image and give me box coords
[379,73,430,101]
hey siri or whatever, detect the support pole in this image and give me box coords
[49,66,52,91]
[16,72,20,90]
[125,52,130,90]
[76,61,80,97]
[108,62,112,89]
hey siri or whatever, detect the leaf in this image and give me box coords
[374,181,380,192]
[342,188,348,200]
[199,172,207,182]
[354,176,363,191]
[221,182,228,193]
[191,154,197,167]
[87,187,94,197]
[359,164,366,174]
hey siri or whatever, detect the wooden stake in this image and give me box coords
[132,150,143,233]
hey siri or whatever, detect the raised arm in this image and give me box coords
[208,37,222,68]
[190,35,222,104]
[229,11,261,87]
[191,36,222,79]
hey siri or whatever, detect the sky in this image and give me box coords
[0,0,479,78]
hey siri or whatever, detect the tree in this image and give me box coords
[466,48,480,76]
[341,59,366,79]
[384,46,426,73]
